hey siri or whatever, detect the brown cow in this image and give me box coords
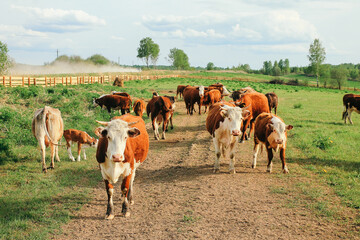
[32,106,64,172]
[94,95,132,115]
[183,86,205,115]
[265,92,278,114]
[95,114,149,219]
[201,89,222,113]
[252,113,293,173]
[208,83,230,97]
[237,92,270,142]
[342,93,360,124]
[230,87,256,102]
[133,99,146,118]
[176,85,190,99]
[63,129,98,162]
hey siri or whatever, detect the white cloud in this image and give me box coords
[111,36,125,41]
[0,24,48,47]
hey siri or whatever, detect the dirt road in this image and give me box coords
[56,101,355,240]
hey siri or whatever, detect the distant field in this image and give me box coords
[0,72,359,239]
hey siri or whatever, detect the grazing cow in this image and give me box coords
[208,83,231,97]
[201,89,222,113]
[252,113,293,173]
[133,99,146,118]
[265,92,278,114]
[94,95,132,115]
[183,86,205,115]
[237,92,270,142]
[176,85,190,99]
[63,129,98,162]
[342,93,360,124]
[147,96,175,140]
[32,106,64,172]
[206,102,250,173]
[230,87,256,102]
[112,91,132,101]
[95,114,149,219]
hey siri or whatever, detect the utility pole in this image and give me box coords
[57,49,59,58]
[118,57,120,65]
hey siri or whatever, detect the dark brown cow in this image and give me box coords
[133,99,146,118]
[252,113,293,173]
[63,129,98,161]
[183,86,205,115]
[95,114,149,219]
[94,95,132,115]
[201,89,222,113]
[176,85,190,98]
[342,93,360,124]
[237,92,270,142]
[265,92,278,114]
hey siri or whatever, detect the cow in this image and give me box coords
[152,92,159,98]
[31,106,64,172]
[182,86,205,115]
[265,92,278,114]
[112,91,132,101]
[342,93,360,124]
[133,99,146,118]
[176,85,190,99]
[95,114,149,219]
[201,89,222,113]
[252,113,293,173]
[206,102,250,173]
[147,96,175,140]
[164,95,176,104]
[230,87,256,102]
[63,129,98,162]
[93,94,132,115]
[208,83,231,97]
[237,92,270,142]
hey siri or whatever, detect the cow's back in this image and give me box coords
[241,92,269,118]
[206,102,235,137]
[183,87,200,103]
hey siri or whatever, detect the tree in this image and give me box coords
[0,41,12,74]
[263,61,272,75]
[349,68,359,80]
[278,59,284,73]
[137,37,160,68]
[319,64,331,87]
[331,67,348,89]
[272,61,281,76]
[87,54,110,65]
[207,62,215,70]
[308,38,326,87]
[284,59,290,74]
[167,48,190,70]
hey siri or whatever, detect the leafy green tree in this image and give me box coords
[308,38,326,87]
[0,41,11,74]
[272,61,280,76]
[263,61,272,75]
[137,37,160,68]
[319,64,331,87]
[284,59,290,74]
[349,68,359,80]
[331,67,348,89]
[278,59,284,73]
[167,48,190,70]
[207,62,215,70]
[87,54,110,65]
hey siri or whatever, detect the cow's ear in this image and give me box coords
[101,129,108,137]
[128,127,140,138]
[286,125,293,131]
[242,110,250,119]
[94,127,105,137]
[220,108,228,117]
[266,123,274,131]
[239,103,246,108]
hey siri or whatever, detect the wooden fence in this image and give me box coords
[1,74,181,88]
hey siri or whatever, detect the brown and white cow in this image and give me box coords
[342,93,360,124]
[265,92,278,115]
[237,92,270,142]
[206,102,250,173]
[63,129,98,162]
[146,96,175,140]
[201,89,222,113]
[208,83,231,97]
[94,94,132,115]
[230,87,256,102]
[183,85,205,115]
[252,113,293,173]
[176,85,190,99]
[133,99,146,118]
[95,114,149,219]
[32,106,64,172]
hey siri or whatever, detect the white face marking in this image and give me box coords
[220,106,244,136]
[267,116,287,148]
[198,85,205,97]
[105,119,130,162]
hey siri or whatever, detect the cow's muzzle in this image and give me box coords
[112,154,124,162]
[232,130,241,136]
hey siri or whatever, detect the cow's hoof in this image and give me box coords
[105,214,115,220]
[251,165,256,169]
[121,212,131,218]
[266,169,272,173]
[213,169,220,173]
[130,200,134,205]
[229,169,236,174]
[70,158,75,162]
[42,168,47,173]
[283,167,289,174]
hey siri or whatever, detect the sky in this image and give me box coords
[0,0,359,69]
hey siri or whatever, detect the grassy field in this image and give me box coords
[0,72,359,239]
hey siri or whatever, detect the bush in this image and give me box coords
[269,78,284,85]
[11,86,40,99]
[293,103,302,109]
[313,135,334,150]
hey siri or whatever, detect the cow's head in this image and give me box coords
[266,117,293,151]
[96,119,140,162]
[222,86,230,96]
[219,105,250,136]
[198,85,205,97]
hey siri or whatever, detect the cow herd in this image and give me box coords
[30,83,359,220]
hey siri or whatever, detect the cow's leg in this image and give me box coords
[66,141,75,161]
[120,174,134,217]
[266,148,274,173]
[170,114,174,130]
[280,148,289,173]
[274,106,277,115]
[104,180,115,220]
[77,143,82,161]
[162,114,168,139]
[39,139,47,172]
[348,110,354,124]
[107,106,112,114]
[49,143,55,169]
[252,141,261,169]
[240,119,250,143]
[55,145,60,162]
[247,120,255,140]
[198,102,202,115]
[121,109,125,115]
[213,138,221,173]
[83,148,87,160]
[229,139,237,174]
[153,118,160,140]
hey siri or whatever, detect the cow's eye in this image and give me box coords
[228,117,231,121]
[107,136,111,140]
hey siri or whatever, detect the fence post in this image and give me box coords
[70,76,72,85]
[28,77,30,86]
[62,77,64,85]
[45,76,47,87]
[22,76,24,87]
[9,76,11,87]
[34,78,36,86]
[2,76,5,87]
[54,77,56,86]
[66,77,68,86]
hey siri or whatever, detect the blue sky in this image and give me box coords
[1,0,359,69]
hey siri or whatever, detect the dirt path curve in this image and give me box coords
[56,101,353,240]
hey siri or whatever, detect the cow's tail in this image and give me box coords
[42,107,63,146]
[342,102,349,120]
[133,101,140,115]
[159,96,171,112]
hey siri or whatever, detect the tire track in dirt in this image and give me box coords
[56,101,355,240]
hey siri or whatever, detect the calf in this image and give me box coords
[201,89,222,113]
[206,102,250,173]
[342,93,360,124]
[32,106,64,172]
[94,94,132,115]
[133,99,146,118]
[265,92,278,114]
[176,85,190,98]
[183,86,205,115]
[252,113,293,173]
[63,129,98,161]
[96,115,149,219]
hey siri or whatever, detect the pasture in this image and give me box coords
[0,75,359,239]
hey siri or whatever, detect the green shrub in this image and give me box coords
[313,135,334,150]
[293,103,302,109]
